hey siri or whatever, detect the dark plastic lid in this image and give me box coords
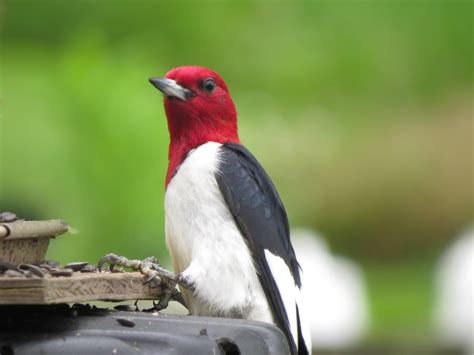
[0,304,289,354]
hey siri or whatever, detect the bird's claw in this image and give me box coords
[98,253,143,273]
[97,253,188,312]
[151,277,183,311]
[98,253,120,272]
[142,270,160,285]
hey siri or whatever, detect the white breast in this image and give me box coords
[164,142,273,322]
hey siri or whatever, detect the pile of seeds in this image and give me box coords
[0,260,98,278]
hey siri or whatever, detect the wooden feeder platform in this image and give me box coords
[0,272,162,305]
[0,215,163,305]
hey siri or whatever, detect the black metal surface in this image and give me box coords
[0,304,289,355]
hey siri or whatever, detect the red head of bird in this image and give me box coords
[150,66,240,185]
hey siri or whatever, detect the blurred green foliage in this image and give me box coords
[1,0,473,347]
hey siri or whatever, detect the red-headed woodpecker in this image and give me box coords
[149,66,311,355]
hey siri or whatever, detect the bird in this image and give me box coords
[149,66,311,355]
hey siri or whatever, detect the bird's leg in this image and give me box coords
[97,253,189,311]
[170,287,187,307]
[176,272,196,291]
[153,276,183,311]
[152,277,189,311]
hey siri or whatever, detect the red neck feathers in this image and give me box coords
[161,67,240,186]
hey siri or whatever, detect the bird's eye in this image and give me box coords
[201,78,216,93]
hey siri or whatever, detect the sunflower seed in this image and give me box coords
[116,318,135,327]
[50,269,73,277]
[64,262,89,272]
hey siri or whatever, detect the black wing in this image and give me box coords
[215,142,309,355]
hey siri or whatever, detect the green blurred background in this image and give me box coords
[1,0,472,350]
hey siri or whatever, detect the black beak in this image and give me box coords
[149,77,191,101]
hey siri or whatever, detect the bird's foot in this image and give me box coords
[98,253,175,283]
[176,272,196,291]
[153,273,193,311]
[97,253,188,311]
[152,277,188,311]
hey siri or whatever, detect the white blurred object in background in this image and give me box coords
[291,228,370,349]
[434,227,474,353]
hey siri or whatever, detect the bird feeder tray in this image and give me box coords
[0,216,163,305]
[0,271,163,305]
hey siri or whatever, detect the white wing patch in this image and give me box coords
[264,249,299,347]
[296,267,313,353]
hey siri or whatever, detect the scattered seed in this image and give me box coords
[18,263,45,278]
[116,318,135,328]
[0,261,19,273]
[50,269,73,277]
[114,305,136,312]
[39,264,52,271]
[0,212,18,223]
[64,262,89,272]
[79,264,97,273]
[42,260,60,268]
